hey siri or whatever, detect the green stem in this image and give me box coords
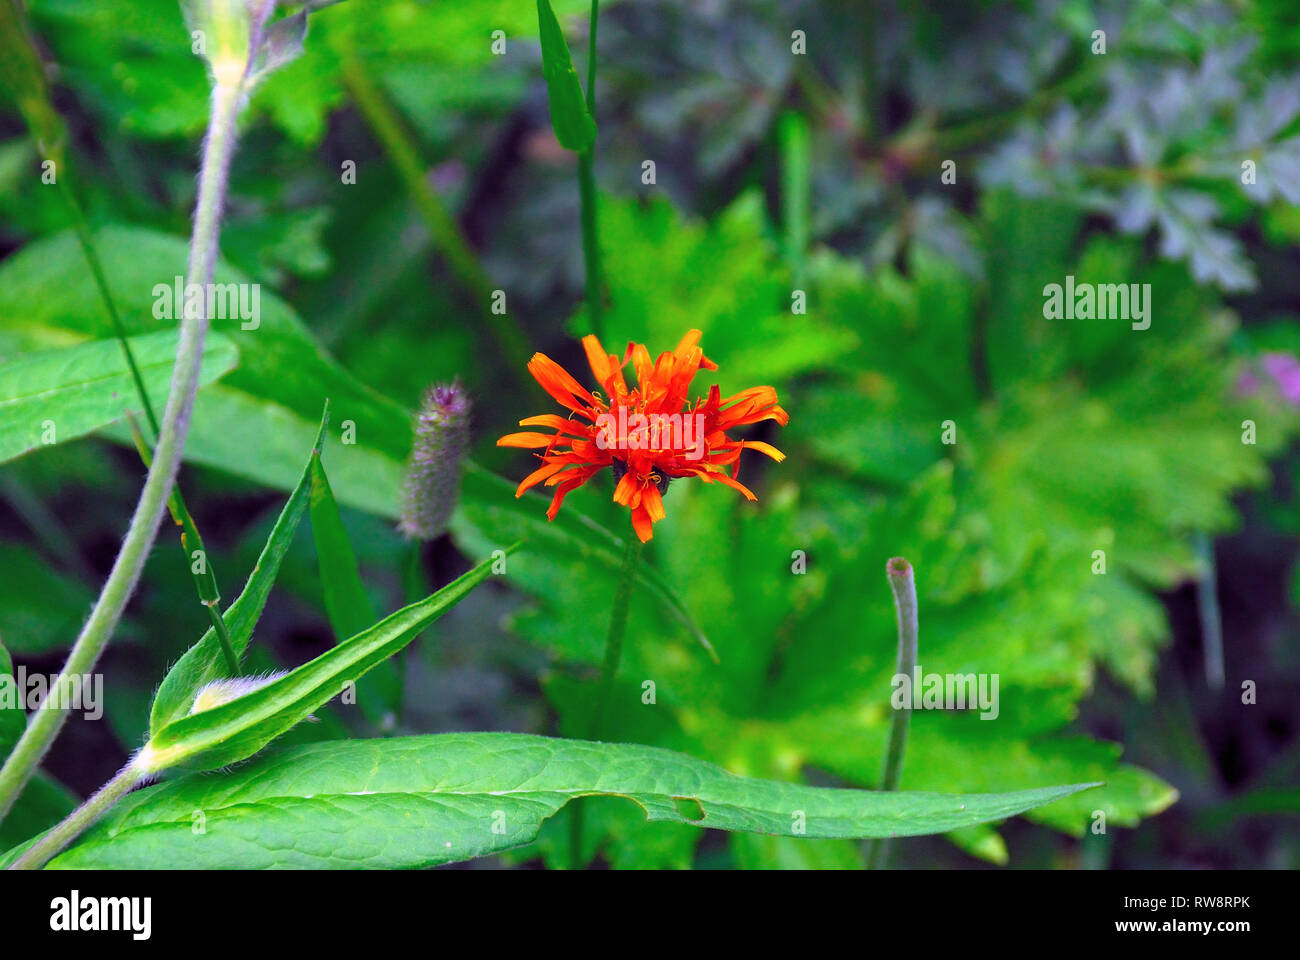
[589,536,642,739]
[7,764,142,870]
[1196,532,1224,689]
[569,534,641,866]
[206,602,240,676]
[867,556,918,870]
[584,0,598,114]
[62,185,158,437]
[0,80,243,825]
[578,0,603,341]
[578,152,603,339]
[125,412,239,676]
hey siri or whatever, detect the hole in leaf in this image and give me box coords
[672,796,706,821]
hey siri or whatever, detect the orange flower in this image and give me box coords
[498,330,787,542]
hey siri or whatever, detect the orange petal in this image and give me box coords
[630,344,654,393]
[518,414,591,437]
[612,470,638,506]
[546,475,589,520]
[582,335,615,391]
[516,461,567,496]
[741,440,785,462]
[630,504,654,542]
[498,432,558,448]
[527,352,598,414]
[641,482,667,522]
[711,471,758,501]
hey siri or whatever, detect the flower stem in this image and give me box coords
[578,0,603,341]
[589,536,642,739]
[7,763,142,870]
[1196,532,1224,689]
[867,556,918,870]
[569,534,641,866]
[0,80,242,825]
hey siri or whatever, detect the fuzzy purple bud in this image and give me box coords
[398,381,471,539]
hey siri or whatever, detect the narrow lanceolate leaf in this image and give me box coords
[537,0,596,151]
[309,450,401,726]
[48,734,1100,868]
[148,407,331,735]
[310,452,378,639]
[137,547,515,774]
[0,331,237,464]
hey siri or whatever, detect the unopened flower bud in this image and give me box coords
[188,670,288,715]
[398,381,471,540]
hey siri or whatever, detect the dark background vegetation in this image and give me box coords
[2,0,1299,868]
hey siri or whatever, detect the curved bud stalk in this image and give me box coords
[867,556,920,870]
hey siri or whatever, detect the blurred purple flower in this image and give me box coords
[1241,351,1300,407]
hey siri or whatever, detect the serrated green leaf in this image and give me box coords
[139,546,514,773]
[49,733,1098,868]
[536,0,596,152]
[148,408,330,735]
[0,330,237,464]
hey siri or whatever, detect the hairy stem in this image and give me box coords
[0,80,243,825]
[8,764,142,870]
[867,556,918,869]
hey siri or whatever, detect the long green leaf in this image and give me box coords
[537,0,596,151]
[139,547,515,773]
[0,331,237,464]
[309,450,400,726]
[147,407,331,735]
[309,452,378,638]
[45,733,1099,868]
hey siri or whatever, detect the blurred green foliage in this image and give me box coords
[2,0,1299,868]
